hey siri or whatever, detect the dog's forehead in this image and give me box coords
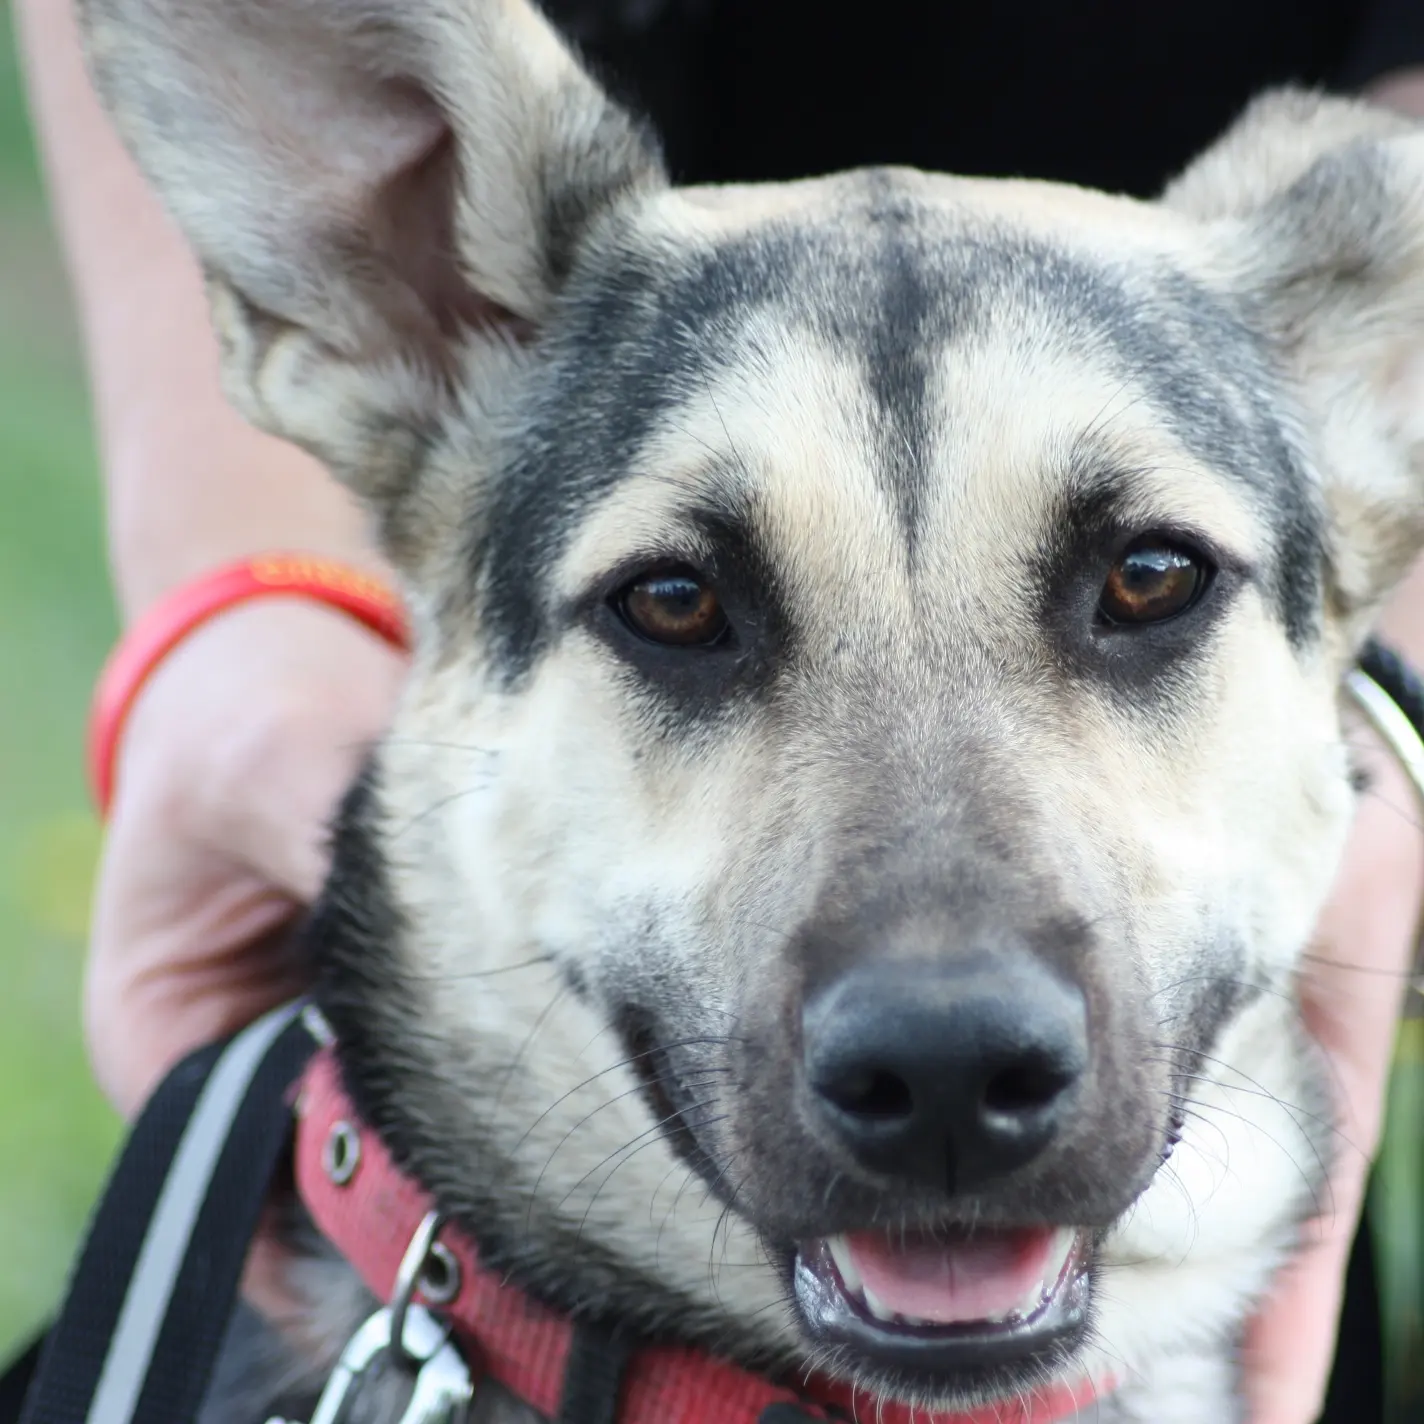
[476,168,1320,667]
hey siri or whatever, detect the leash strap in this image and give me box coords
[20,1001,318,1424]
[1359,639,1424,734]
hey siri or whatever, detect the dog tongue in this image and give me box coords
[845,1226,1057,1324]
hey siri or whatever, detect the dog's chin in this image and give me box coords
[776,1225,1093,1401]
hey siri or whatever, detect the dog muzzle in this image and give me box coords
[292,1042,1111,1424]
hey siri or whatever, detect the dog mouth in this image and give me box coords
[791,1223,1090,1377]
[616,1007,1098,1382]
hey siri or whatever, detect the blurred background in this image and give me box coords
[0,0,122,1362]
[0,0,1419,1414]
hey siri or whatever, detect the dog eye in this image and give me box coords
[616,568,729,647]
[1098,540,1208,625]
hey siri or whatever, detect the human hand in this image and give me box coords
[1240,67,1424,1424]
[86,598,407,1118]
[1243,719,1423,1423]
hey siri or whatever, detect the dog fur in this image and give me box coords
[77,1,1424,1419]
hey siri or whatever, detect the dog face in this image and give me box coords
[82,0,1424,1409]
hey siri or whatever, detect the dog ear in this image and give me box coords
[1163,89,1424,637]
[77,0,664,552]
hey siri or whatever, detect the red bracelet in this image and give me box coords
[87,554,411,818]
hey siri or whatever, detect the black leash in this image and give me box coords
[5,641,1421,1424]
[1359,639,1424,734]
[16,1002,318,1424]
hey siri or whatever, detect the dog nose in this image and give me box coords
[802,954,1087,1193]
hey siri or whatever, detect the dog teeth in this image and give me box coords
[1011,1227,1079,1315]
[820,1226,1083,1330]
[825,1234,862,1294]
[861,1284,897,1322]
[1044,1226,1078,1282]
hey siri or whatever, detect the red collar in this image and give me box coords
[294,1048,1108,1423]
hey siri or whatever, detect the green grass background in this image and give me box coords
[0,1,1418,1411]
[0,0,123,1362]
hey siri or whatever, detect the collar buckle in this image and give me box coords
[265,1304,474,1424]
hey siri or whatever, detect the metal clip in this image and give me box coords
[392,1329,475,1424]
[266,1304,473,1424]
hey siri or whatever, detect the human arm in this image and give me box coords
[1241,66,1424,1424]
[13,0,407,1117]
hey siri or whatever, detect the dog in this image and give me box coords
[76,0,1424,1419]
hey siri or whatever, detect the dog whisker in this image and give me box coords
[509,1039,736,1154]
[492,986,571,1117]
[401,953,558,984]
[379,737,502,756]
[573,1112,731,1252]
[386,781,500,842]
[1169,1092,1332,1220]
[553,1097,725,1213]
[1151,1043,1351,1146]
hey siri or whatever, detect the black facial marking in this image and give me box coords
[575,503,796,728]
[308,768,422,1137]
[1032,471,1246,708]
[1178,957,1264,1061]
[1066,260,1323,648]
[611,1002,726,1190]
[560,959,591,1001]
[470,175,1321,689]
[834,179,939,555]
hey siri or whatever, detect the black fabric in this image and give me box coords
[1320,1205,1385,1424]
[18,1012,316,1424]
[0,1337,45,1424]
[556,1323,632,1424]
[1342,0,1424,87]
[543,0,1424,195]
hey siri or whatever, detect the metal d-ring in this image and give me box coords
[389,1210,457,1363]
[321,1121,362,1186]
[419,1239,462,1306]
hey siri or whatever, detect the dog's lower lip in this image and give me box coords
[792,1226,1091,1379]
